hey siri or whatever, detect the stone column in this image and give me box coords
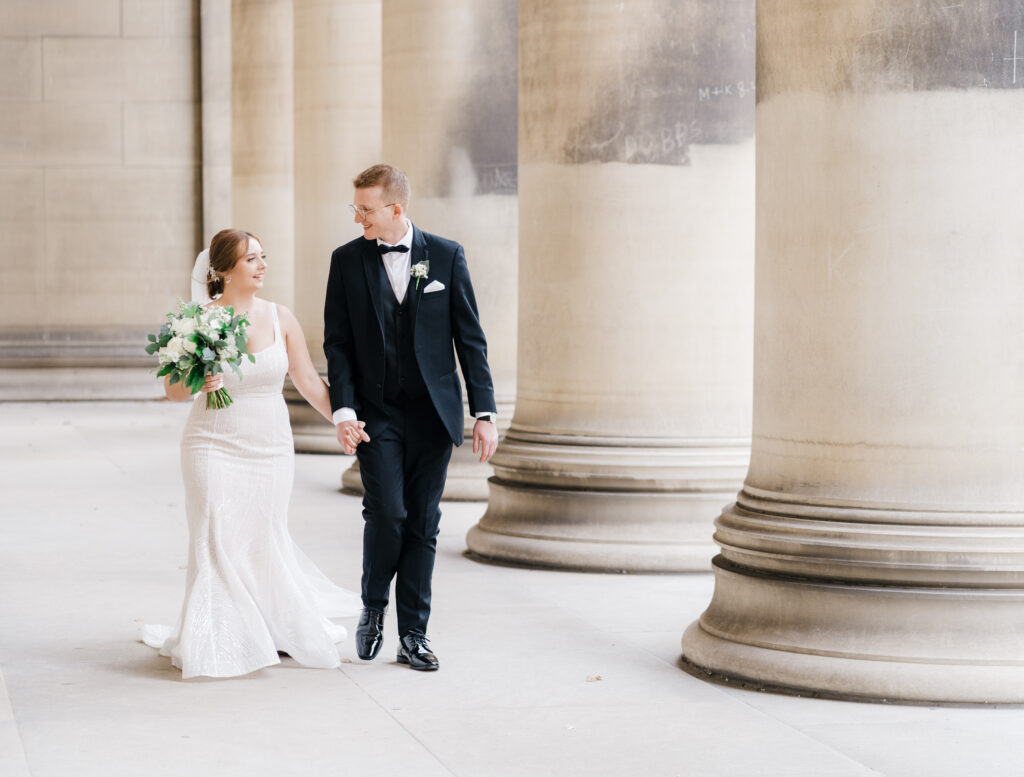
[682,1,1024,703]
[342,0,518,498]
[465,0,755,570]
[289,0,382,452]
[201,0,232,244]
[231,0,294,307]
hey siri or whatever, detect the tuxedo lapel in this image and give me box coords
[361,239,385,341]
[409,226,429,330]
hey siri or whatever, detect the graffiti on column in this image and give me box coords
[447,0,518,194]
[563,0,755,166]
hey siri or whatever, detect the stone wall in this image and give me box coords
[0,0,201,366]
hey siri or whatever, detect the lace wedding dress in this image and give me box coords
[143,303,359,679]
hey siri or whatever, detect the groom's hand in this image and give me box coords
[472,419,499,463]
[337,419,370,455]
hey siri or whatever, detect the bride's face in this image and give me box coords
[223,237,267,292]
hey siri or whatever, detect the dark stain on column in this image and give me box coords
[862,2,1024,89]
[446,0,518,194]
[564,0,755,166]
[759,0,1024,97]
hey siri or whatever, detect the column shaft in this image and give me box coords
[289,0,382,452]
[231,0,294,307]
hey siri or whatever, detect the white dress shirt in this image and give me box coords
[379,221,414,303]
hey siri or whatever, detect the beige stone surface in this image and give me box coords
[0,169,44,221]
[0,38,42,102]
[199,0,232,242]
[45,167,198,222]
[124,102,200,166]
[231,0,295,308]
[382,0,476,197]
[0,0,120,37]
[0,103,122,166]
[514,157,753,438]
[749,89,1024,510]
[0,2,199,358]
[123,0,198,37]
[42,37,197,103]
[293,0,382,364]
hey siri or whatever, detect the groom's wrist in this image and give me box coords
[333,407,357,425]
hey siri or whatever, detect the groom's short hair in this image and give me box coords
[354,164,410,208]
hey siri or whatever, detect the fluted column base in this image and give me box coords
[682,496,1024,703]
[466,432,749,572]
[682,559,1024,704]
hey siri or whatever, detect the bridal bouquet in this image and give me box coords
[146,301,254,409]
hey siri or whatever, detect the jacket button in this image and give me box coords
[376,383,382,389]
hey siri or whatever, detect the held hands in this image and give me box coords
[201,374,223,393]
[473,418,499,463]
[337,419,371,455]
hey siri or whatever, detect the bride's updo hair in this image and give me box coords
[207,228,260,298]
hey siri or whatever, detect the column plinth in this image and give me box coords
[470,433,750,571]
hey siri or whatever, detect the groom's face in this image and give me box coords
[353,185,398,242]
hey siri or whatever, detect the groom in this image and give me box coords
[324,163,498,671]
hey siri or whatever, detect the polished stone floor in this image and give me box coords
[2,399,1023,777]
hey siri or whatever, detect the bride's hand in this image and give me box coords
[337,420,370,454]
[201,374,223,393]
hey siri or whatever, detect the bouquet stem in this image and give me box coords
[205,387,234,410]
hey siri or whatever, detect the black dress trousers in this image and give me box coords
[355,392,453,637]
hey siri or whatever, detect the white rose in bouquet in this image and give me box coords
[172,317,197,337]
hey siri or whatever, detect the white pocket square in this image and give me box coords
[423,280,445,293]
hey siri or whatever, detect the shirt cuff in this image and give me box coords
[333,407,358,425]
[474,411,497,418]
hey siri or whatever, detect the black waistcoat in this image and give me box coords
[379,262,428,401]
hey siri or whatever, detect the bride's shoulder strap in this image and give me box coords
[270,301,282,338]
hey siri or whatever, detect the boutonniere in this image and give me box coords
[410,260,430,289]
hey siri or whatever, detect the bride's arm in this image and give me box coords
[278,303,334,423]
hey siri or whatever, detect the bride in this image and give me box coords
[143,228,365,679]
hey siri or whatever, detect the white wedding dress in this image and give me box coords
[143,303,360,679]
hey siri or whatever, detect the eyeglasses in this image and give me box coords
[349,203,396,219]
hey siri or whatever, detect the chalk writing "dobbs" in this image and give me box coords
[624,120,702,164]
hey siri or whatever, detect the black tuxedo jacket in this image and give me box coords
[323,225,495,446]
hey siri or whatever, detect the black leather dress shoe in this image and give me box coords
[396,633,439,671]
[355,607,386,660]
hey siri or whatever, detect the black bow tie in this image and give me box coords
[377,243,409,255]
